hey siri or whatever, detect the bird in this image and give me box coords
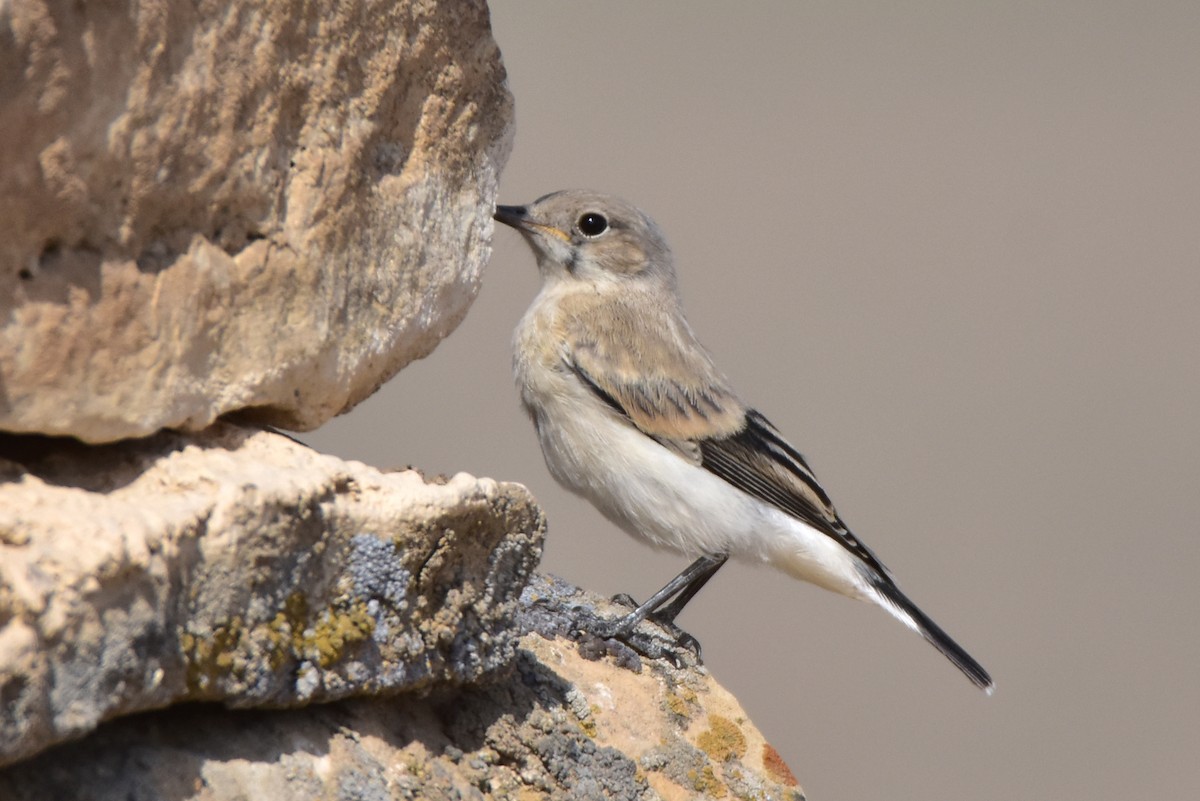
[494,189,993,693]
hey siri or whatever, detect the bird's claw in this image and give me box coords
[609,592,639,609]
[569,607,702,667]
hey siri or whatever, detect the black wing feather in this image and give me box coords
[699,410,894,579]
[569,361,893,577]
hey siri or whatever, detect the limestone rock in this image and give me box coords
[0,423,544,768]
[0,0,513,443]
[0,575,804,801]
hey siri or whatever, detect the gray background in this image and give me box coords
[303,3,1200,799]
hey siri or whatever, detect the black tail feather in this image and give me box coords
[871,579,994,694]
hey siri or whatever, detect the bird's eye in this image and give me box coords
[576,212,609,237]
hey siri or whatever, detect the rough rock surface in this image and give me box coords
[0,423,544,768]
[0,575,805,801]
[0,0,513,442]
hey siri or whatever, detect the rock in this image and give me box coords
[0,0,514,443]
[0,575,805,801]
[0,423,544,768]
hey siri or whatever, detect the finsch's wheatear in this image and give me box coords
[496,190,993,693]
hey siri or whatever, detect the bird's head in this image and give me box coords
[494,190,676,289]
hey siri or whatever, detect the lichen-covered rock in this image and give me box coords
[0,575,804,800]
[0,423,544,768]
[513,575,805,801]
[0,0,513,443]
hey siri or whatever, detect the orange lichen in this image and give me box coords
[762,743,798,786]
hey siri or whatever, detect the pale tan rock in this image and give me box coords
[0,0,513,443]
[0,423,544,768]
[0,575,805,801]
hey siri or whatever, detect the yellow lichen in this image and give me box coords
[688,765,727,798]
[180,616,247,691]
[666,691,688,717]
[180,590,376,690]
[697,715,748,762]
[309,600,375,668]
[579,705,599,738]
[265,591,311,668]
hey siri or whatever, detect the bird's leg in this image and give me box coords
[651,553,728,625]
[609,554,728,620]
[580,554,728,657]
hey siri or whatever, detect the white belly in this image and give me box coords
[526,380,870,600]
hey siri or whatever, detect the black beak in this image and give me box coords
[494,204,530,229]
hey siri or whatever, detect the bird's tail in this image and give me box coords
[869,578,994,694]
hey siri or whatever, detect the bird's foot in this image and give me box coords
[570,606,703,668]
[644,614,703,660]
